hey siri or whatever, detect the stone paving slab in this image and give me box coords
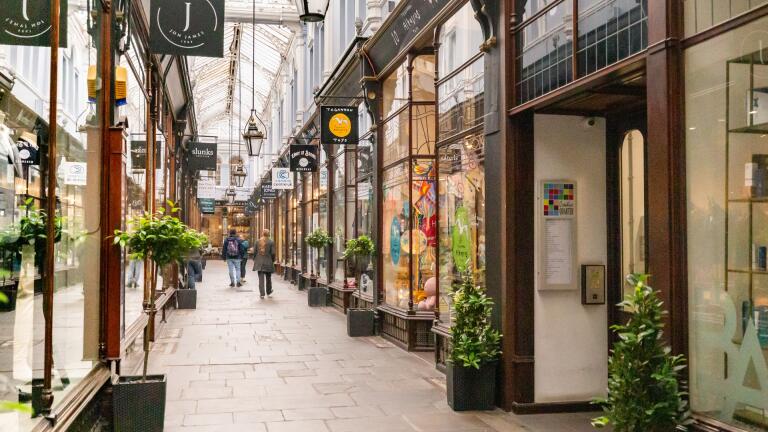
[154,261,600,432]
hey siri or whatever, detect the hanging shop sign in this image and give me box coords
[451,207,471,272]
[130,140,162,170]
[321,106,359,145]
[0,0,68,47]
[61,161,87,186]
[271,167,294,189]
[198,198,215,214]
[289,144,318,172]
[196,177,216,199]
[261,182,277,199]
[149,0,224,58]
[16,132,39,170]
[366,0,447,71]
[187,142,217,172]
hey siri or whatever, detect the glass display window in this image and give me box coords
[382,162,411,308]
[411,158,437,309]
[382,62,409,119]
[382,109,409,166]
[684,0,768,37]
[437,135,485,324]
[685,16,768,429]
[412,104,436,156]
[333,178,346,282]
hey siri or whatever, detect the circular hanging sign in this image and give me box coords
[390,216,401,265]
[452,207,471,272]
[329,113,352,138]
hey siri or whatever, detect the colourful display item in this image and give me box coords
[543,182,575,217]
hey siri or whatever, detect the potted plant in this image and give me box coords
[592,274,691,431]
[176,230,207,310]
[305,229,332,306]
[343,235,376,337]
[447,271,501,411]
[113,201,192,431]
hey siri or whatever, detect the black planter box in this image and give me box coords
[113,375,167,432]
[176,289,197,309]
[446,361,497,411]
[347,308,375,337]
[308,287,328,307]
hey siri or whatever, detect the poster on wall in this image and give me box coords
[321,106,359,145]
[289,144,318,172]
[271,167,293,189]
[0,0,68,47]
[149,0,224,57]
[540,181,577,291]
[187,142,217,172]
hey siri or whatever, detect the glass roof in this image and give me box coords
[188,0,296,139]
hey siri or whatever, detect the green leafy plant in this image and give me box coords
[305,229,332,249]
[449,271,501,369]
[0,289,32,415]
[0,199,63,252]
[592,274,691,431]
[342,235,375,259]
[114,202,200,267]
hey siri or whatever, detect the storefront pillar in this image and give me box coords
[645,0,688,357]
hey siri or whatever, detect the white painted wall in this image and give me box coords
[533,114,608,403]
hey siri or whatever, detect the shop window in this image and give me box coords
[382,162,411,308]
[619,129,646,302]
[412,104,436,156]
[411,159,437,307]
[412,56,436,102]
[382,109,409,166]
[684,0,768,37]
[333,154,346,281]
[577,0,647,77]
[685,15,768,429]
[382,63,409,119]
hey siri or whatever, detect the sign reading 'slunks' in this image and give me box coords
[187,142,217,172]
[149,0,224,58]
[0,0,68,47]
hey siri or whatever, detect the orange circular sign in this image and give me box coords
[328,113,352,138]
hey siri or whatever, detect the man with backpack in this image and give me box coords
[222,229,243,287]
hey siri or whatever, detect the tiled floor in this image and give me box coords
[145,261,600,432]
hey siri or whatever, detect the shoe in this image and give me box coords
[230,283,234,287]
[260,296,264,299]
[237,282,242,287]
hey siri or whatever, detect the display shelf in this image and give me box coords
[728,268,768,275]
[728,197,768,203]
[729,125,768,134]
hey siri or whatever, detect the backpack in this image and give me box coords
[226,238,239,258]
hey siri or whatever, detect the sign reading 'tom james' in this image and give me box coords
[149,0,224,58]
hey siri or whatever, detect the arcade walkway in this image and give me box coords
[138,261,597,432]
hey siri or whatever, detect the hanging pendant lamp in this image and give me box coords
[243,0,266,156]
[295,0,330,22]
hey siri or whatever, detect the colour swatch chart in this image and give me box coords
[543,182,575,217]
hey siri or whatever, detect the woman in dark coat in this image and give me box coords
[252,229,276,298]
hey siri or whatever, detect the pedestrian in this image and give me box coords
[252,229,275,298]
[240,237,250,282]
[222,229,243,287]
[185,243,203,289]
[126,258,142,288]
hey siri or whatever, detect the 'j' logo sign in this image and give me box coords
[0,0,68,47]
[149,0,224,57]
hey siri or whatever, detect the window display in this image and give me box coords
[382,162,410,308]
[333,151,346,281]
[686,16,768,430]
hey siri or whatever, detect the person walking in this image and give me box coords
[222,229,243,287]
[252,229,275,298]
[240,237,250,282]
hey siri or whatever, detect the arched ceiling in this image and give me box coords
[187,0,296,139]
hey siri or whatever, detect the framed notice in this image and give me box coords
[540,181,577,291]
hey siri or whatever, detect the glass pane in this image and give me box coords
[333,186,345,281]
[516,0,573,105]
[411,159,437,310]
[382,62,409,119]
[412,104,436,156]
[412,55,436,102]
[357,137,374,178]
[382,110,409,166]
[686,16,768,429]
[438,3,484,78]
[577,0,647,77]
[620,130,646,303]
[684,0,768,37]
[318,194,328,279]
[382,162,411,309]
[438,56,484,140]
[438,135,485,324]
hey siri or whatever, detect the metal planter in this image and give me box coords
[308,286,328,307]
[112,375,167,432]
[347,308,375,337]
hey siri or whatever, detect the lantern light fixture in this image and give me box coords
[243,0,268,156]
[226,186,237,204]
[294,0,330,22]
[232,163,247,188]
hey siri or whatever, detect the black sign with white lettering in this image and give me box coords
[0,0,68,47]
[187,142,217,172]
[289,144,318,172]
[149,0,224,58]
[321,106,359,145]
[198,198,215,214]
[261,182,276,200]
[367,0,447,71]
[130,140,163,170]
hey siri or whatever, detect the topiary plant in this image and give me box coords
[305,229,332,249]
[114,202,192,267]
[342,235,375,259]
[592,273,691,431]
[449,271,501,369]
